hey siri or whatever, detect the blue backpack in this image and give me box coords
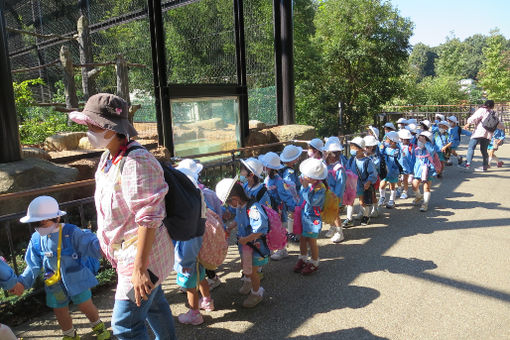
[31,224,100,276]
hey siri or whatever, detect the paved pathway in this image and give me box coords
[13,139,510,339]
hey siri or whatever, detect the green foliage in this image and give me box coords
[478,31,510,102]
[13,78,44,123]
[409,43,438,80]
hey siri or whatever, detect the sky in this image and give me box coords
[389,0,510,47]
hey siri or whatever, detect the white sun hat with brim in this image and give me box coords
[438,120,450,128]
[435,113,445,121]
[398,129,412,140]
[240,158,264,179]
[385,131,400,143]
[363,135,379,147]
[299,158,327,180]
[176,159,203,180]
[349,136,366,149]
[324,136,341,145]
[215,176,238,204]
[280,145,303,163]
[323,139,344,152]
[263,152,284,170]
[20,196,67,223]
[384,122,396,130]
[307,138,324,152]
[419,131,433,142]
[407,123,417,133]
[397,118,408,124]
[368,125,380,139]
[420,120,431,129]
[447,115,458,124]
[406,118,417,125]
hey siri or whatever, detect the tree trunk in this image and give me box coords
[116,54,132,123]
[59,45,79,112]
[77,15,96,100]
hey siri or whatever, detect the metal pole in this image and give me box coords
[234,0,249,146]
[273,0,283,125]
[148,0,174,154]
[0,0,22,163]
[280,0,294,125]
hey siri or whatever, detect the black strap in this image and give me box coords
[246,241,265,257]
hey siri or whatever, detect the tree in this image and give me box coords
[435,36,467,79]
[478,31,510,102]
[297,0,413,135]
[409,43,437,80]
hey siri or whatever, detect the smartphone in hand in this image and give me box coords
[126,269,159,304]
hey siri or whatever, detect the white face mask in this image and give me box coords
[439,128,446,134]
[417,141,425,149]
[87,130,115,149]
[36,223,59,236]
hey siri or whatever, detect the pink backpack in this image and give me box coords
[198,209,228,270]
[343,169,358,206]
[293,201,305,235]
[427,151,443,174]
[260,205,287,251]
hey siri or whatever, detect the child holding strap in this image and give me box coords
[397,129,415,199]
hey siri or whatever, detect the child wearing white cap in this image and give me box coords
[444,116,471,165]
[280,145,304,242]
[412,131,438,212]
[488,128,506,168]
[397,129,415,199]
[397,118,408,130]
[307,138,324,159]
[433,121,450,175]
[377,131,402,209]
[363,135,382,217]
[294,158,327,275]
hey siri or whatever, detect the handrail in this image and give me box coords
[0,179,95,203]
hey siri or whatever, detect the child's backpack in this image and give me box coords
[198,209,228,270]
[426,150,443,174]
[343,169,358,206]
[31,224,101,276]
[114,144,206,242]
[482,110,500,132]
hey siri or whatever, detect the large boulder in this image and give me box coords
[44,132,87,151]
[22,147,51,161]
[264,124,316,143]
[78,136,94,150]
[249,120,268,129]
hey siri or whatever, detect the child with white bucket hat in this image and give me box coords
[280,145,304,242]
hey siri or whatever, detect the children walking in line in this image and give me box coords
[280,145,304,242]
[397,129,415,199]
[216,179,269,308]
[412,131,438,212]
[323,138,347,243]
[488,128,506,168]
[294,158,327,275]
[377,131,401,209]
[344,137,378,227]
[16,196,110,340]
[434,121,450,176]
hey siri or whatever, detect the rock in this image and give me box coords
[0,158,78,215]
[44,132,87,151]
[67,158,100,181]
[174,128,204,142]
[183,118,227,130]
[152,146,172,162]
[249,120,267,129]
[244,129,278,157]
[22,147,51,161]
[78,136,93,150]
[264,124,316,143]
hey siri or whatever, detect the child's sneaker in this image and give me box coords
[92,322,110,340]
[420,203,428,212]
[395,188,401,197]
[270,248,289,261]
[360,216,370,226]
[199,297,215,312]
[386,200,395,209]
[342,218,354,228]
[178,309,204,325]
[458,156,463,165]
[400,191,408,199]
[324,225,336,238]
[331,230,344,243]
[293,258,307,273]
[242,292,263,308]
[207,276,221,291]
[474,166,487,172]
[301,262,319,275]
[377,196,386,206]
[239,278,252,295]
[413,195,423,205]
[353,210,363,220]
[497,161,504,168]
[63,330,80,340]
[370,206,379,218]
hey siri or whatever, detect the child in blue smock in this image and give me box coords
[294,158,327,275]
[16,196,109,340]
[488,128,505,168]
[412,132,437,212]
[397,129,415,200]
[323,139,347,244]
[345,137,378,227]
[216,179,269,308]
[363,135,383,218]
[444,115,471,165]
[378,131,401,209]
[240,158,272,208]
[433,121,450,175]
[0,258,18,340]
[279,145,303,242]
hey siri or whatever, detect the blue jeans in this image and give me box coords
[466,137,490,168]
[112,285,177,340]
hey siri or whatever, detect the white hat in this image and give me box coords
[368,125,380,139]
[397,118,408,124]
[240,158,264,179]
[420,120,431,129]
[385,131,400,143]
[398,129,412,140]
[363,135,379,147]
[407,123,417,133]
[299,158,327,180]
[263,152,284,170]
[435,113,445,121]
[407,118,417,125]
[323,138,344,152]
[176,167,199,188]
[215,176,238,203]
[324,136,340,145]
[308,138,324,152]
[176,159,203,180]
[447,115,458,124]
[419,130,433,142]
[349,136,366,149]
[384,122,396,130]
[20,196,67,223]
[438,120,450,128]
[280,145,303,163]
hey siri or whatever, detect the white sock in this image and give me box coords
[298,255,308,261]
[363,205,370,216]
[310,258,320,266]
[390,190,396,201]
[63,328,76,337]
[379,188,385,199]
[424,192,431,204]
[346,205,353,220]
[251,287,264,296]
[287,219,294,233]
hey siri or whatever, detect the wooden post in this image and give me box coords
[77,15,96,100]
[59,45,79,110]
[116,54,134,123]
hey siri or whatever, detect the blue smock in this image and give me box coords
[398,143,415,175]
[0,259,17,290]
[174,236,203,276]
[347,156,378,193]
[413,143,437,179]
[326,162,347,200]
[235,202,270,257]
[300,182,326,236]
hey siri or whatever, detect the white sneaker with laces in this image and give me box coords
[270,248,289,261]
[377,196,386,206]
[331,230,345,243]
[325,226,337,238]
[400,192,408,199]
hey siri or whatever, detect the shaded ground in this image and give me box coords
[13,138,510,339]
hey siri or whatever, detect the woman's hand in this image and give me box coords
[131,267,155,307]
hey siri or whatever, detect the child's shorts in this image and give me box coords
[437,152,446,162]
[45,282,91,308]
[176,265,206,289]
[383,176,399,184]
[252,253,269,267]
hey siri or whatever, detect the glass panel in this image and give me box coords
[170,96,240,157]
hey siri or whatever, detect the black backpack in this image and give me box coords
[482,110,499,133]
[106,144,206,241]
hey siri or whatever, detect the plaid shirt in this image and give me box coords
[95,142,173,300]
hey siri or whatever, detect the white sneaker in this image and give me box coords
[420,203,428,212]
[370,206,379,218]
[325,226,336,238]
[270,248,289,261]
[400,192,408,199]
[331,230,345,243]
[377,196,386,206]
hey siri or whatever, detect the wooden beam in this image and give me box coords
[10,59,59,73]
[6,26,75,41]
